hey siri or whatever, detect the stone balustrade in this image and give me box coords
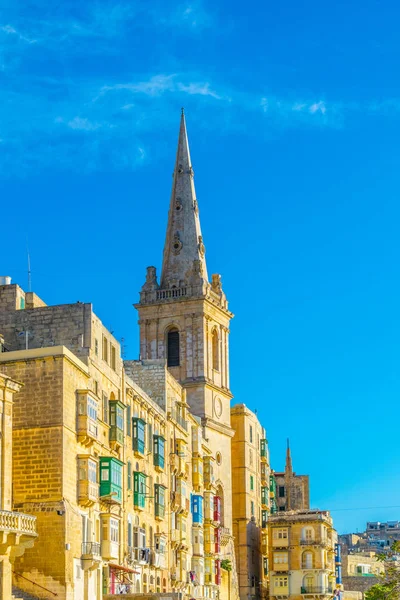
[0,509,37,536]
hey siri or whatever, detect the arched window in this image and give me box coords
[212,328,219,371]
[302,551,314,569]
[216,484,225,526]
[302,526,314,542]
[167,328,180,367]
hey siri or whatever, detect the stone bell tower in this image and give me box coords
[135,109,235,533]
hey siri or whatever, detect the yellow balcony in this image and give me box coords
[273,563,289,572]
[193,472,204,489]
[272,537,289,548]
[78,480,99,506]
[261,543,268,555]
[178,457,186,478]
[171,567,187,586]
[170,453,179,472]
[101,540,119,561]
[77,415,98,446]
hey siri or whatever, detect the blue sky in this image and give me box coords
[1,0,400,533]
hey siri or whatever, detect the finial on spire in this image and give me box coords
[181,107,185,116]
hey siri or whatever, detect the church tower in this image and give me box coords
[135,109,235,546]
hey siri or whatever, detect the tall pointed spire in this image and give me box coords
[286,438,293,474]
[160,110,208,289]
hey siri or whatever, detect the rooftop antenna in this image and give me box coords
[27,240,32,292]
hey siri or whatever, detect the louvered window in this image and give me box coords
[167,329,180,367]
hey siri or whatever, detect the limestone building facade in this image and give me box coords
[231,404,270,600]
[0,277,233,600]
[0,371,37,600]
[267,509,339,600]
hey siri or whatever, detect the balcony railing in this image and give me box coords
[0,510,37,535]
[301,587,333,595]
[170,410,188,431]
[157,287,188,300]
[128,546,151,564]
[220,527,231,546]
[300,538,328,546]
[82,541,101,556]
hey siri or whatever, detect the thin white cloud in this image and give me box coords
[177,81,221,99]
[309,101,327,115]
[100,74,222,100]
[0,24,37,44]
[67,117,102,131]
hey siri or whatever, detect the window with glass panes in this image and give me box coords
[133,472,147,508]
[153,435,165,469]
[155,484,166,518]
[132,418,146,454]
[110,518,119,543]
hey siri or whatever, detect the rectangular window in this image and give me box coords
[273,528,288,540]
[94,338,99,356]
[88,459,97,483]
[133,472,147,509]
[279,486,285,498]
[260,438,268,458]
[127,461,132,490]
[261,487,268,506]
[110,518,119,543]
[78,458,97,483]
[153,435,165,469]
[109,401,124,445]
[274,553,288,564]
[147,422,153,454]
[102,336,108,362]
[133,526,146,549]
[155,484,166,519]
[251,501,254,516]
[132,418,146,454]
[87,396,98,421]
[250,475,254,491]
[99,458,123,502]
[274,576,288,589]
[250,425,253,444]
[126,405,132,435]
[102,393,108,424]
[111,344,116,371]
[262,510,268,528]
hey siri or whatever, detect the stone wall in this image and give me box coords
[0,299,92,359]
[342,576,379,597]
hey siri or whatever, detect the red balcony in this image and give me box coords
[215,559,221,585]
[215,528,221,554]
[213,496,221,523]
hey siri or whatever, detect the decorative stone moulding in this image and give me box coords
[172,234,183,255]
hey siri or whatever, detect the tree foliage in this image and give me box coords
[365,542,400,600]
[221,559,232,572]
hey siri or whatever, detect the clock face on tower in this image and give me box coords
[214,396,223,419]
